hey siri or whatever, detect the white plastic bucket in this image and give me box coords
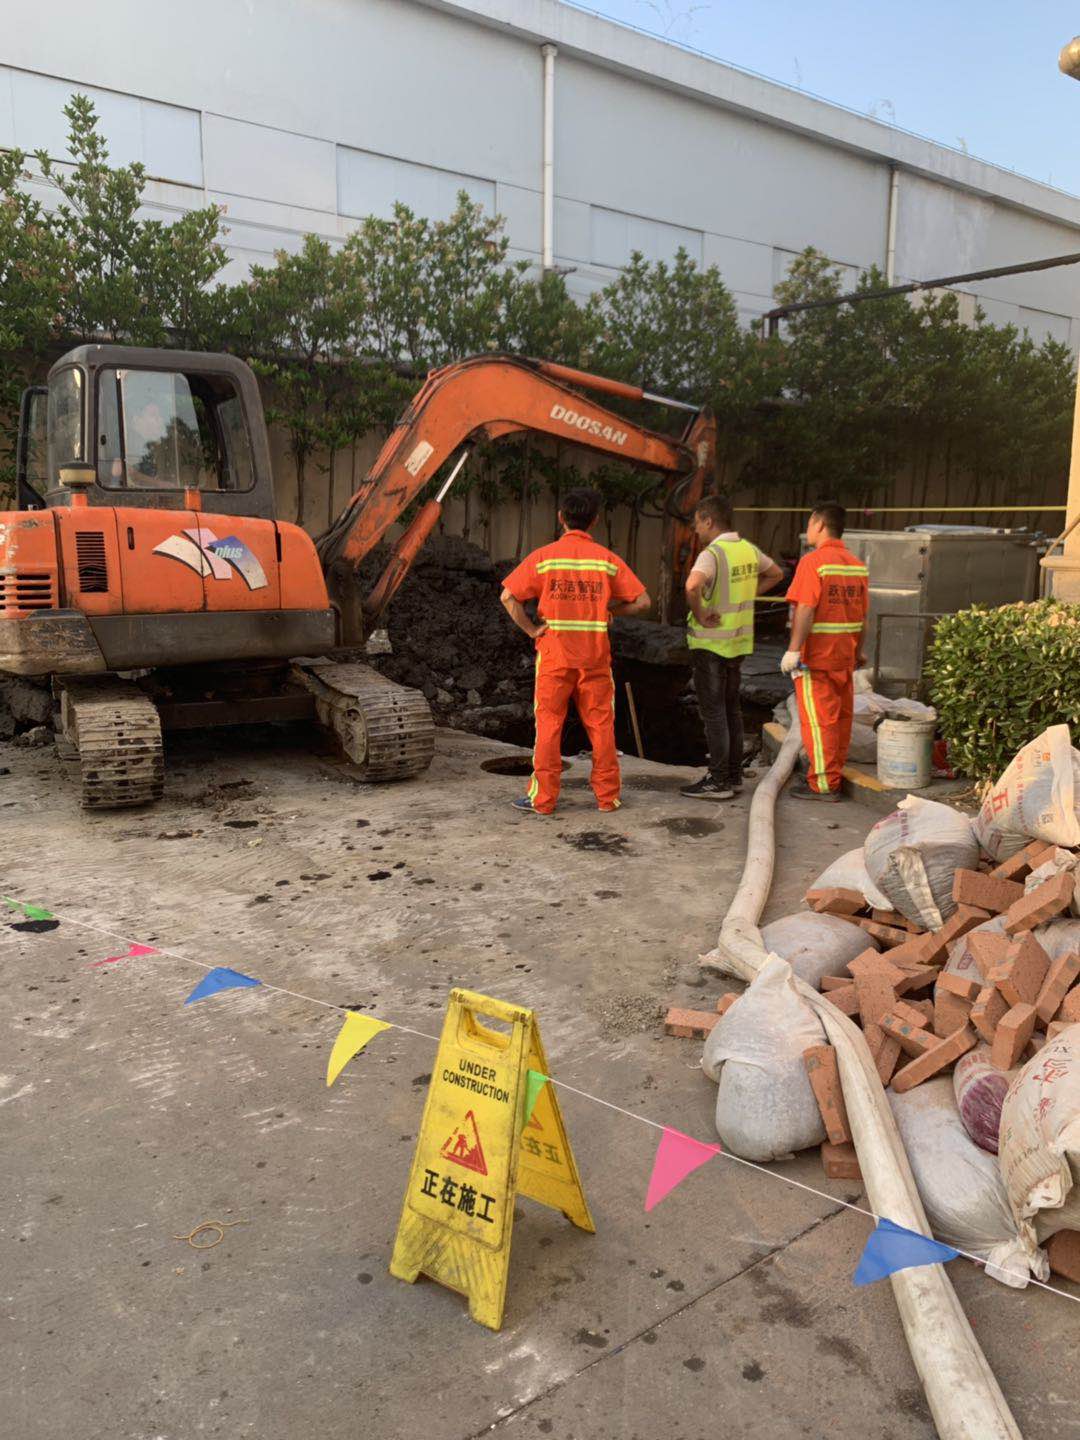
[877,716,935,790]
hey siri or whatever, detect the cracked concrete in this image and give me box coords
[1,723,1078,1439]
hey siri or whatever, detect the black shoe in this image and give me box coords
[680,775,735,801]
[787,778,842,802]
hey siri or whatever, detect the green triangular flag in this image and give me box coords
[524,1068,550,1125]
[3,898,19,910]
[22,905,54,921]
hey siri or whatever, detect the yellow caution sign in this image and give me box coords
[389,988,594,1330]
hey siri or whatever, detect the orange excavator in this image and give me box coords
[2,345,715,807]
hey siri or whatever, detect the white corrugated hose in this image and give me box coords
[704,723,1021,1440]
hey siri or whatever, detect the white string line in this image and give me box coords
[8,894,1080,1307]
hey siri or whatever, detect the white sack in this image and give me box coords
[702,956,827,1162]
[945,915,1080,983]
[761,911,877,991]
[888,1078,1045,1288]
[974,725,1080,861]
[864,795,980,928]
[999,1026,1080,1259]
[807,847,893,913]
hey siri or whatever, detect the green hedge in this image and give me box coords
[924,599,1080,784]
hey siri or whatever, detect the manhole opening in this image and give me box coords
[480,755,570,777]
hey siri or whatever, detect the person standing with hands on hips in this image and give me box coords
[500,487,649,816]
[781,502,869,801]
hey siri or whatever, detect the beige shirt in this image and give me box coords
[689,531,776,587]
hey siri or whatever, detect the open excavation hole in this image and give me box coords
[480,755,569,778]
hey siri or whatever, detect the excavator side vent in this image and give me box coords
[75,531,109,593]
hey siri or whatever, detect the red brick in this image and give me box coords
[871,908,922,932]
[664,1008,719,1039]
[821,1141,862,1181]
[1061,989,1080,1024]
[803,1045,851,1145]
[821,974,852,991]
[823,985,859,1017]
[867,1028,902,1084]
[971,986,1009,1044]
[893,966,938,996]
[990,841,1056,882]
[990,933,1050,1008]
[934,988,974,1039]
[854,971,898,1028]
[1047,1020,1077,1041]
[991,1003,1037,1069]
[886,934,940,969]
[881,1012,938,1057]
[893,998,933,1027]
[966,931,1011,981]
[715,993,739,1016]
[1003,872,1074,934]
[1046,1230,1080,1284]
[919,906,992,965]
[847,952,906,986]
[936,971,982,1002]
[952,868,1025,914]
[853,917,918,949]
[1035,952,1080,1024]
[805,887,865,916]
[890,1025,977,1093]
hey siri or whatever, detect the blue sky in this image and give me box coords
[576,1,1080,194]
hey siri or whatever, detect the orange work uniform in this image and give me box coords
[785,539,869,794]
[503,530,645,813]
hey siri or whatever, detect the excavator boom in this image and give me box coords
[317,353,716,633]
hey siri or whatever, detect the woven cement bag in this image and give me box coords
[953,1045,1013,1155]
[889,1078,1045,1287]
[702,956,826,1162]
[999,1025,1080,1258]
[805,846,893,912]
[864,796,979,928]
[761,911,878,991]
[974,725,1080,861]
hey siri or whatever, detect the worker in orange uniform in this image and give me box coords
[500,487,649,814]
[781,502,869,801]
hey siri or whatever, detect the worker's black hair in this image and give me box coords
[560,487,602,531]
[694,493,735,530]
[811,501,846,537]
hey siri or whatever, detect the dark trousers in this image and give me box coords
[691,649,744,787]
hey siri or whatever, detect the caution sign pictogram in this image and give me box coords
[390,988,594,1330]
[440,1110,488,1174]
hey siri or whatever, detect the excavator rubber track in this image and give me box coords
[58,677,165,810]
[290,661,435,780]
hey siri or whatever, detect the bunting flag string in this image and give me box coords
[645,1127,723,1211]
[326,1012,391,1086]
[91,943,159,968]
[5,888,1080,1309]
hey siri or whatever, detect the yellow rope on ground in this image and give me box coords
[174,1218,250,1249]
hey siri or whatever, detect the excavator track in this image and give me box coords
[58,678,165,810]
[290,661,434,781]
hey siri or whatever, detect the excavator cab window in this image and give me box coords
[96,367,254,493]
[47,367,85,482]
[16,385,49,509]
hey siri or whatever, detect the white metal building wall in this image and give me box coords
[2,0,1080,343]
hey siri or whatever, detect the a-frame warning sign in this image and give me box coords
[440,1110,488,1174]
[390,988,593,1330]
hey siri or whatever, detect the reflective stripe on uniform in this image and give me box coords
[546,619,610,631]
[536,558,618,575]
[811,621,864,633]
[528,652,541,802]
[817,565,868,577]
[686,623,754,640]
[799,672,829,792]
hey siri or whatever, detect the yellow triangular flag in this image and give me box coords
[326,1012,390,1087]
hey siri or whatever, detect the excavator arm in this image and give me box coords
[317,354,716,640]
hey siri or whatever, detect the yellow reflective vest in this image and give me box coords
[686,537,758,658]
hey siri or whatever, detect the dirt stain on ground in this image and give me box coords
[559,831,633,856]
[651,816,722,839]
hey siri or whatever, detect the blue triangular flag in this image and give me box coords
[854,1217,959,1286]
[184,966,261,1005]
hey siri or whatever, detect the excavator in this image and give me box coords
[1,345,716,808]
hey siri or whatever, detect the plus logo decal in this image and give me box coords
[152,527,268,591]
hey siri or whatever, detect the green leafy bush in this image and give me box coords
[925,600,1080,783]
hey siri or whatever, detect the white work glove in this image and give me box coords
[780,649,802,675]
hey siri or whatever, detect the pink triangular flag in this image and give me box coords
[91,943,159,968]
[644,1127,722,1211]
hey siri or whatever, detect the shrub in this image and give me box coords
[924,599,1080,783]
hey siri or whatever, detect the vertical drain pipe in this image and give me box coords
[885,165,900,284]
[541,43,557,273]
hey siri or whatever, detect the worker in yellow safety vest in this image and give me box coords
[681,494,784,801]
